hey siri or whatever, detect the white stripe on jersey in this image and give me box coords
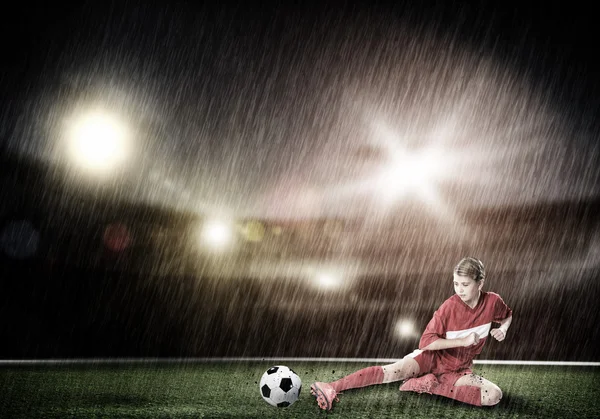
[445,323,492,340]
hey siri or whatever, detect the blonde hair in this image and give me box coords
[454,257,485,282]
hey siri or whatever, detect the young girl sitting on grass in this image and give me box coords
[311,257,513,410]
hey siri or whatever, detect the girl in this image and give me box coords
[311,257,513,410]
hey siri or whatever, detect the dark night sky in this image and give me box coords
[1,0,599,219]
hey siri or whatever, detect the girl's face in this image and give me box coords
[453,273,483,308]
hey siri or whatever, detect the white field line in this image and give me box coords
[0,358,599,366]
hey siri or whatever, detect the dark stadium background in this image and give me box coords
[1,152,598,361]
[1,0,599,363]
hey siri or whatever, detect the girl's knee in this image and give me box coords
[401,356,420,379]
[481,384,502,406]
[382,357,420,383]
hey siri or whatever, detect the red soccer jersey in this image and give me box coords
[418,291,513,373]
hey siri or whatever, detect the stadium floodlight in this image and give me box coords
[315,272,342,290]
[308,263,361,292]
[375,147,445,204]
[394,318,417,339]
[241,220,266,242]
[67,112,129,173]
[332,119,459,216]
[200,220,235,251]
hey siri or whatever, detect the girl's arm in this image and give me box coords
[490,315,512,341]
[420,332,480,351]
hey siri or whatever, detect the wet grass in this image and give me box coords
[0,362,599,418]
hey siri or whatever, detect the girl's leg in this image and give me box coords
[311,365,385,411]
[328,355,420,392]
[311,355,420,410]
[451,373,503,406]
[382,356,421,383]
[328,365,385,393]
[416,372,501,406]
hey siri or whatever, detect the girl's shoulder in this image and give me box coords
[438,294,461,311]
[483,291,504,301]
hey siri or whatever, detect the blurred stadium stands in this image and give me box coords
[1,150,599,361]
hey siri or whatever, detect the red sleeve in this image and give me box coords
[419,304,447,349]
[492,293,513,322]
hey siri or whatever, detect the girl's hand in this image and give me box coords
[462,332,480,347]
[490,328,506,342]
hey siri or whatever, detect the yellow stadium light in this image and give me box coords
[242,221,266,242]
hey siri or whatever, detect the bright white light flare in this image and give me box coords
[68,113,128,172]
[315,272,342,289]
[200,220,234,251]
[375,148,445,203]
[395,319,417,339]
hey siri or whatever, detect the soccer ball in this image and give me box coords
[259,365,302,407]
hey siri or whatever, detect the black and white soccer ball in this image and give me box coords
[259,365,302,407]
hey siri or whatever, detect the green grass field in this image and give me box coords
[1,362,599,418]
